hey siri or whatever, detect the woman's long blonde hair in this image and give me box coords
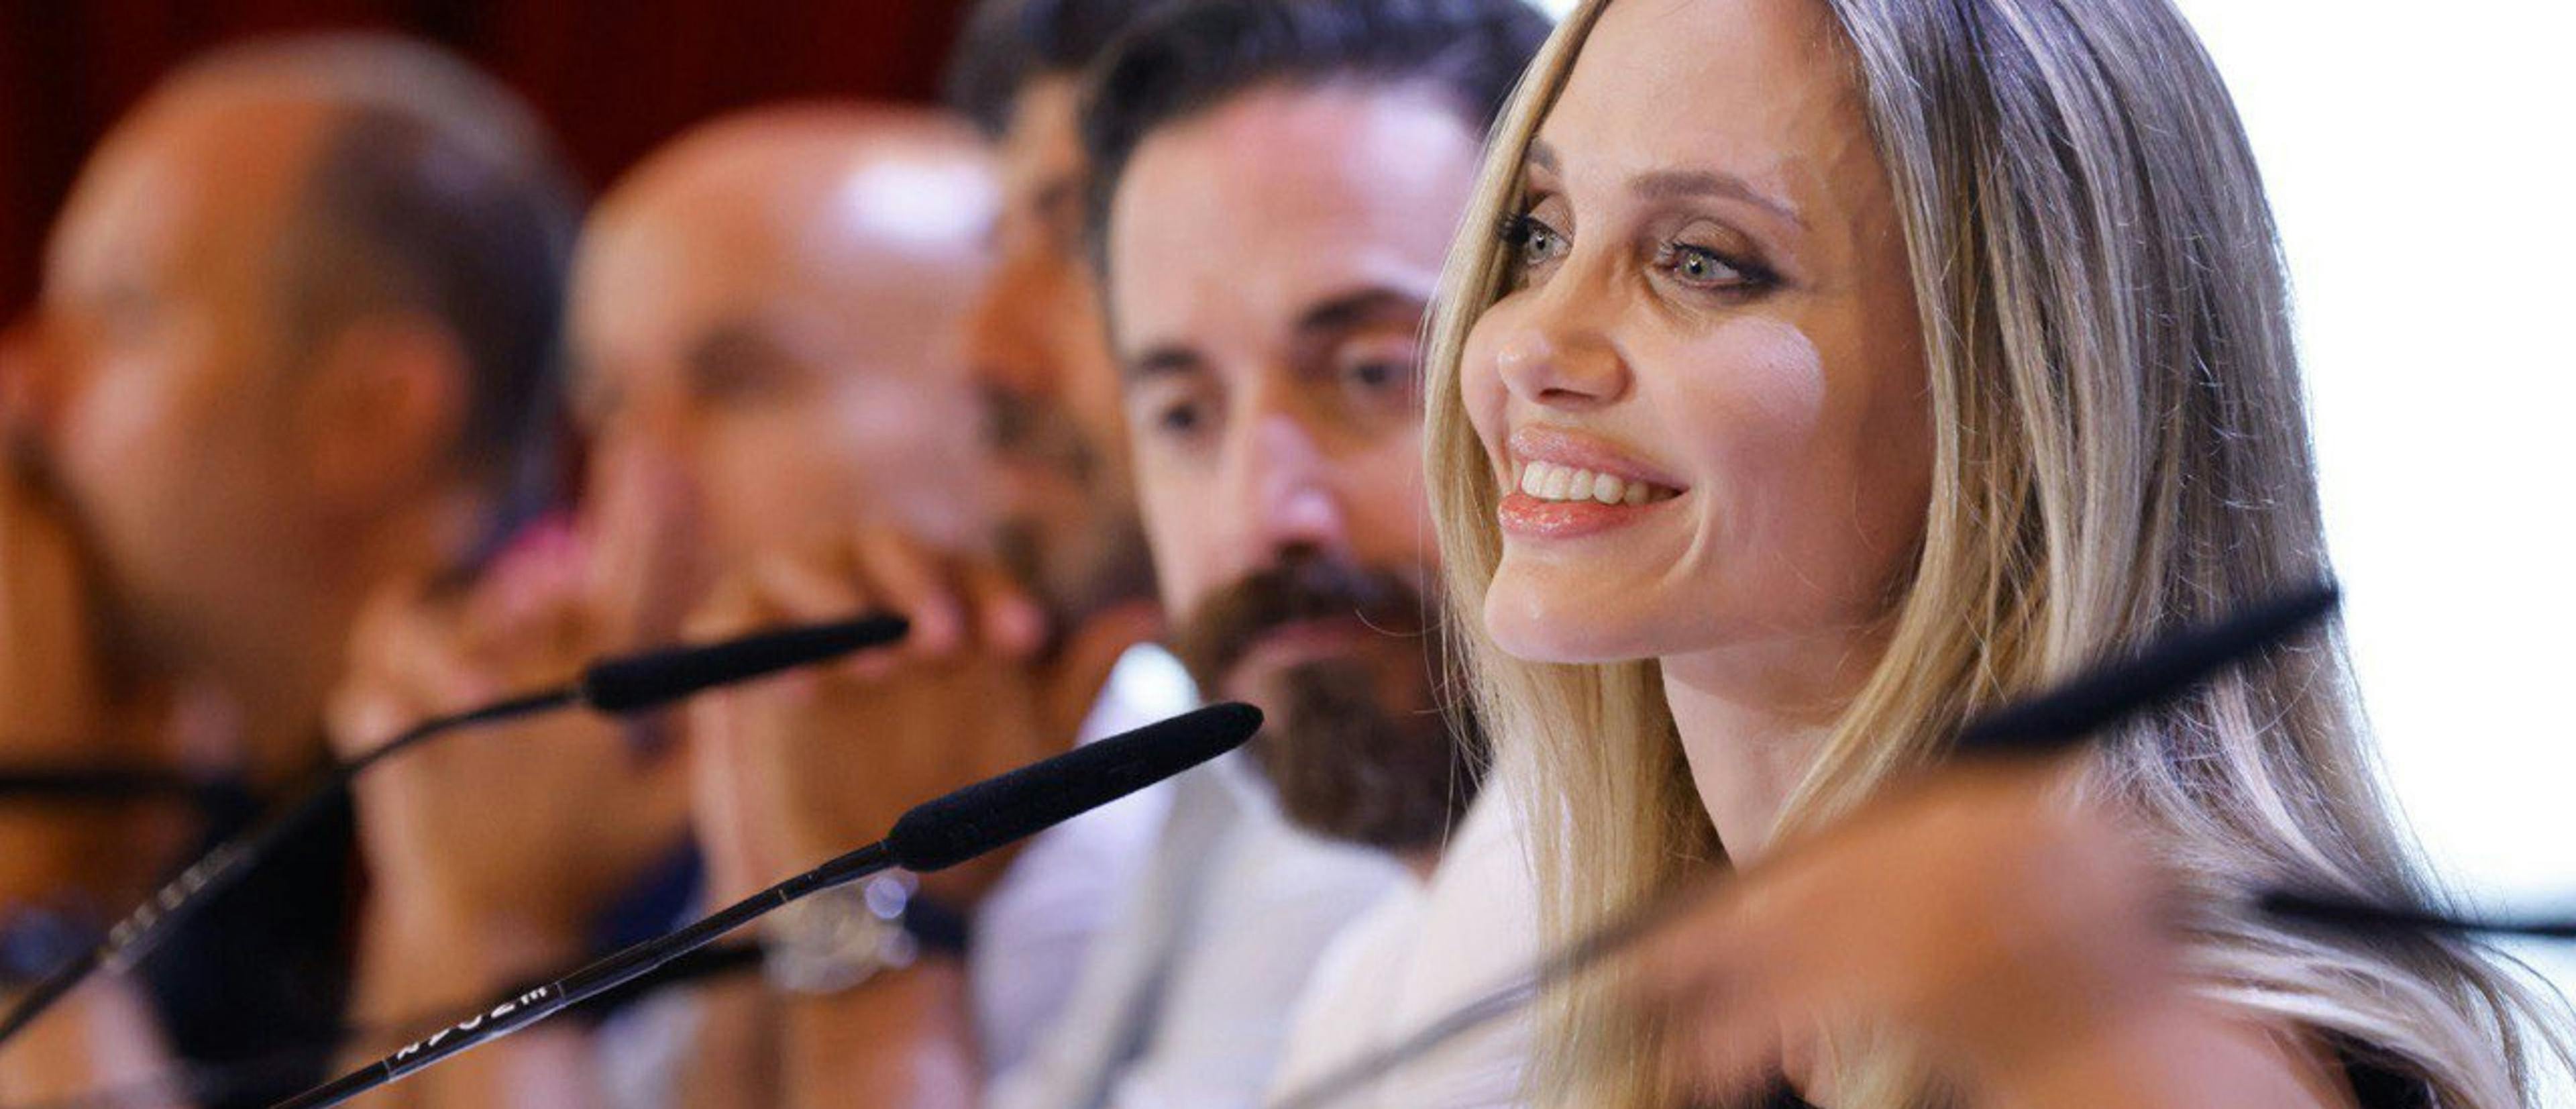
[1424,1,2569,1105]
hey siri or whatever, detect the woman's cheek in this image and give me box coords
[1664,318,1832,460]
[1688,318,1931,631]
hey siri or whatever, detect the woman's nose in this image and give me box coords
[1488,280,1628,410]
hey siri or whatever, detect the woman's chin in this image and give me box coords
[1481,574,1667,666]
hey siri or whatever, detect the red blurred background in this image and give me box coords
[0,0,969,319]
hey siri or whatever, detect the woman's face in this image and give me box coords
[1463,0,1935,674]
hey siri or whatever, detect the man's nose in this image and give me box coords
[1229,405,1353,569]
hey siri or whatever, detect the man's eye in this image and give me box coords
[1155,400,1205,435]
[1036,180,1086,256]
[1344,360,1404,391]
[692,362,784,405]
[981,387,1033,450]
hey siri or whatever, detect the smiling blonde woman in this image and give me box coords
[1421,0,2569,1105]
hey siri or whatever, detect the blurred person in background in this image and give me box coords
[327,104,1173,1109]
[743,1,1560,1106]
[945,0,1163,626]
[1075,1,1552,1106]
[669,1,1481,1104]
[0,33,579,1109]
[955,0,1411,1104]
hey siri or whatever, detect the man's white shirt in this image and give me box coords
[984,742,1403,1109]
[1264,786,1540,1109]
[969,645,1192,1072]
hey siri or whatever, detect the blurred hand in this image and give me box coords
[685,525,1155,908]
[329,522,692,978]
[1629,759,2191,1102]
[0,435,174,915]
[1629,758,2370,1107]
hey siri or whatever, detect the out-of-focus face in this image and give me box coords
[1461,0,1932,690]
[1106,84,1486,851]
[963,78,1155,621]
[36,91,336,669]
[571,129,997,627]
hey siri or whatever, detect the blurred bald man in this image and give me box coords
[0,35,577,1109]
[573,108,1004,590]
[330,105,1170,1109]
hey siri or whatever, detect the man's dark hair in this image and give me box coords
[177,35,582,528]
[944,0,1183,138]
[1079,0,1549,266]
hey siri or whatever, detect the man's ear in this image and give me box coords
[1,315,70,461]
[292,313,470,513]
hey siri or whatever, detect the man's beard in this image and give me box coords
[1170,549,1484,853]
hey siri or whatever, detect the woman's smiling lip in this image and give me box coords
[1498,425,1686,540]
[1505,425,1688,492]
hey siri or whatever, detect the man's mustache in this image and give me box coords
[1170,551,1428,693]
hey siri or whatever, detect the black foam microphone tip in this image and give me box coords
[887,702,1262,873]
[1955,581,2339,755]
[578,615,910,715]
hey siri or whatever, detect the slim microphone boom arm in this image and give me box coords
[266,702,1263,1109]
[274,842,902,1109]
[0,615,907,1049]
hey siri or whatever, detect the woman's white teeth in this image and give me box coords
[1513,460,1672,505]
[1581,472,1610,503]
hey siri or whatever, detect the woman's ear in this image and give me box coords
[292,312,470,513]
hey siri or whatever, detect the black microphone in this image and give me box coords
[578,617,912,715]
[886,700,1259,871]
[266,702,1263,1109]
[0,615,907,1048]
[1954,582,2341,755]
[2259,889,2576,943]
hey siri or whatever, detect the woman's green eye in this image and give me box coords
[1499,214,1566,270]
[1525,227,1563,267]
[1660,242,1773,291]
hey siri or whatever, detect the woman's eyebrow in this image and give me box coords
[1631,169,1805,228]
[1527,139,1560,174]
[1526,139,1803,229]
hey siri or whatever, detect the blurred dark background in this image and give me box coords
[0,0,968,318]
